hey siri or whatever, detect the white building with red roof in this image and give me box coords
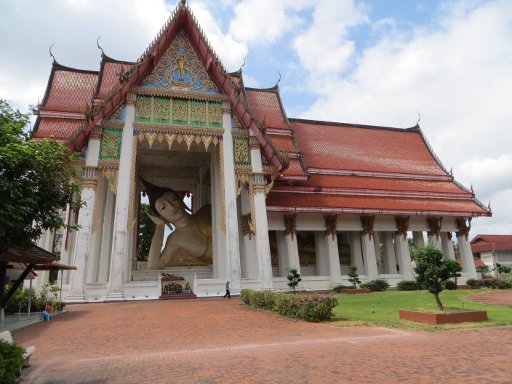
[471,235,512,276]
[33,1,490,301]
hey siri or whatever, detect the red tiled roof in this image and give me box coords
[290,119,448,177]
[246,88,288,129]
[470,235,512,252]
[33,118,84,141]
[40,63,98,114]
[95,57,133,99]
[266,134,299,153]
[281,158,306,177]
[297,174,469,195]
[266,192,489,216]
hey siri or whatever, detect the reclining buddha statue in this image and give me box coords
[141,178,212,270]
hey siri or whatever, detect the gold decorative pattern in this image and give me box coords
[427,217,443,239]
[361,215,375,240]
[191,100,206,126]
[456,217,472,240]
[324,215,337,240]
[219,139,226,231]
[100,129,122,160]
[173,98,188,123]
[135,96,152,120]
[233,137,250,166]
[128,137,138,229]
[284,214,297,240]
[102,168,119,194]
[111,105,123,121]
[154,97,170,121]
[91,177,103,233]
[140,30,219,93]
[208,102,222,125]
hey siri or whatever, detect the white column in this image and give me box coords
[395,234,414,279]
[250,135,274,289]
[326,234,342,284]
[373,231,381,271]
[106,94,136,300]
[441,232,455,260]
[315,232,329,276]
[221,103,241,291]
[276,231,289,277]
[412,231,425,246]
[98,186,115,282]
[284,233,301,275]
[240,186,257,279]
[427,233,442,250]
[361,233,378,279]
[383,232,398,274]
[349,232,364,276]
[67,131,101,301]
[211,146,225,278]
[457,233,477,280]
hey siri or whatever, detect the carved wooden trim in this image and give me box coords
[456,217,471,240]
[395,216,409,239]
[361,215,375,240]
[241,213,254,239]
[427,217,443,239]
[284,213,296,240]
[324,214,337,240]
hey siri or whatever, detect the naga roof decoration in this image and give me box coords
[33,0,490,218]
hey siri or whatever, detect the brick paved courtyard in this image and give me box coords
[13,298,512,384]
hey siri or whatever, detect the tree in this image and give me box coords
[0,100,81,253]
[496,263,511,276]
[347,266,361,288]
[476,265,490,279]
[0,100,81,314]
[411,243,461,310]
[137,203,156,261]
[287,268,302,293]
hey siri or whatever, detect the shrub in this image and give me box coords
[360,279,389,292]
[348,266,361,288]
[0,340,24,384]
[332,285,353,292]
[397,280,421,291]
[242,291,338,322]
[466,279,482,289]
[287,269,302,292]
[444,280,458,290]
[496,279,512,289]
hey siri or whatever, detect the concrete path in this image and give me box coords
[12,299,512,384]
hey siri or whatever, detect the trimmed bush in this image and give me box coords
[0,340,24,384]
[360,279,389,292]
[397,280,421,291]
[241,290,338,322]
[444,280,458,290]
[332,285,354,292]
[466,279,482,289]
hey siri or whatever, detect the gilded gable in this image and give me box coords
[140,30,221,95]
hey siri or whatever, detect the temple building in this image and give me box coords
[32,1,490,301]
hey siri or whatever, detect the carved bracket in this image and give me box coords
[427,217,443,239]
[324,214,337,240]
[395,216,409,239]
[284,213,297,240]
[456,217,472,240]
[241,213,255,239]
[361,215,375,240]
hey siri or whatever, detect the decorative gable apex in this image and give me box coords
[140,29,221,95]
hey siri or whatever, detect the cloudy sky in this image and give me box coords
[1,0,511,238]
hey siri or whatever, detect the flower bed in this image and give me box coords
[240,290,337,322]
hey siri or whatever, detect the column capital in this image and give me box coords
[221,102,231,115]
[284,213,297,240]
[456,217,472,239]
[82,166,98,189]
[395,215,409,239]
[249,136,260,149]
[361,215,375,240]
[324,214,337,240]
[427,217,443,239]
[126,93,137,105]
[89,126,103,140]
[241,213,254,239]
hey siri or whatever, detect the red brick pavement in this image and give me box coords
[12,299,512,384]
[467,289,512,307]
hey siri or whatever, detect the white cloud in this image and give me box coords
[297,0,512,235]
[293,0,368,74]
[229,0,310,45]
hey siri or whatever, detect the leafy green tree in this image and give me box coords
[137,203,156,261]
[496,263,511,276]
[412,243,461,310]
[287,268,302,293]
[348,266,361,288]
[476,265,490,279]
[0,100,81,310]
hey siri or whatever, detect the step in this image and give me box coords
[159,293,197,300]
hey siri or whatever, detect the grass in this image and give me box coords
[331,289,512,332]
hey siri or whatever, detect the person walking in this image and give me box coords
[223,281,231,299]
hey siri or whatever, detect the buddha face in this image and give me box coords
[155,191,188,224]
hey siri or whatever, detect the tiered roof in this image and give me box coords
[471,235,512,252]
[33,0,490,218]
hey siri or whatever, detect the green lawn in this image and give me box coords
[331,289,512,332]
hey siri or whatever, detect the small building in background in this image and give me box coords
[471,235,512,276]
